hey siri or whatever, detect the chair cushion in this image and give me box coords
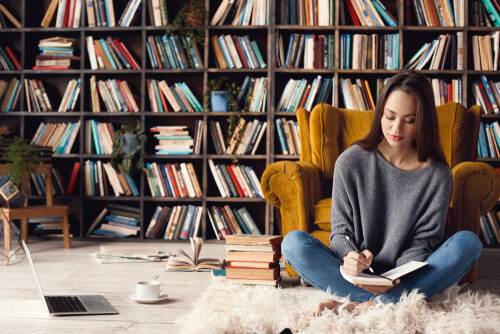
[314,198,332,231]
[435,102,468,168]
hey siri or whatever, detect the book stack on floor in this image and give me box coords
[87,203,140,237]
[146,204,203,240]
[32,216,71,237]
[35,37,79,70]
[225,234,283,286]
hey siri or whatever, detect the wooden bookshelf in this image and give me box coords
[1,0,499,245]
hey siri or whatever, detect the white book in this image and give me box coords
[248,167,264,197]
[64,120,80,154]
[431,78,441,106]
[208,159,228,198]
[492,31,500,71]
[415,40,438,70]
[100,224,137,235]
[306,75,322,111]
[471,35,481,71]
[211,0,230,25]
[191,206,203,238]
[276,79,293,111]
[73,0,83,27]
[251,121,267,155]
[180,163,196,198]
[340,261,428,286]
[152,0,162,26]
[242,0,254,25]
[96,160,104,196]
[86,36,98,70]
[55,0,66,27]
[58,79,76,112]
[224,34,243,68]
[122,0,142,27]
[103,162,124,196]
[236,121,255,155]
[219,0,235,25]
[430,35,446,70]
[106,0,116,26]
[214,121,227,153]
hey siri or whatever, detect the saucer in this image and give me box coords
[129,293,168,304]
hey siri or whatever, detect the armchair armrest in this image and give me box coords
[261,160,322,235]
[450,162,500,236]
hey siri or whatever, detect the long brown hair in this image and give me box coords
[356,71,447,164]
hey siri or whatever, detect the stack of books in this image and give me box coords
[57,79,82,112]
[472,0,500,27]
[236,76,268,112]
[32,216,68,237]
[225,234,283,286]
[35,37,79,70]
[87,203,140,237]
[150,125,194,155]
[0,45,21,70]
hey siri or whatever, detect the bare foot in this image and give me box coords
[427,301,446,313]
[313,299,367,316]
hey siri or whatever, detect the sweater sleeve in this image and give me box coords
[396,169,452,266]
[329,158,357,261]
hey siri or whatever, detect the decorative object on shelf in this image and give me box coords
[111,120,147,174]
[0,129,41,188]
[166,0,207,47]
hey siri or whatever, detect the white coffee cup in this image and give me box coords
[136,281,164,300]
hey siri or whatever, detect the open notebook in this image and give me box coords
[340,261,428,286]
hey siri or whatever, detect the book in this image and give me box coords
[226,265,280,280]
[340,261,428,286]
[224,276,282,286]
[226,251,281,262]
[226,260,279,269]
[225,234,282,245]
[165,237,222,272]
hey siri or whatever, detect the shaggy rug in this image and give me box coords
[176,278,500,334]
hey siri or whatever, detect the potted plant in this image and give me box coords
[166,0,207,47]
[111,120,147,174]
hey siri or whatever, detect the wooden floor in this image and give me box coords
[1,240,499,333]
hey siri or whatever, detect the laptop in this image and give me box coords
[21,240,118,316]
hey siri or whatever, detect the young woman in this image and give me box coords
[281,71,483,314]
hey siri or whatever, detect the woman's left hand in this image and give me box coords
[356,279,400,295]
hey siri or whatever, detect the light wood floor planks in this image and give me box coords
[1,240,499,333]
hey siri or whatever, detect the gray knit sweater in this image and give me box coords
[329,145,452,274]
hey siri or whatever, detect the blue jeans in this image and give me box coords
[282,230,483,304]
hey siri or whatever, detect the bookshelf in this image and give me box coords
[0,0,499,246]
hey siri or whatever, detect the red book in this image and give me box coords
[148,35,162,69]
[36,55,82,60]
[107,37,130,69]
[226,165,244,197]
[116,80,134,112]
[232,35,248,68]
[157,82,170,111]
[67,0,76,27]
[447,83,453,103]
[4,46,21,70]
[115,39,140,70]
[174,163,189,197]
[478,81,494,114]
[32,66,69,70]
[299,84,312,108]
[345,0,361,26]
[62,0,71,27]
[66,162,80,196]
[166,164,181,197]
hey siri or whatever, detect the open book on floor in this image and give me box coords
[340,261,428,286]
[165,237,222,272]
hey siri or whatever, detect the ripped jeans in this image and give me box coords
[281,230,483,304]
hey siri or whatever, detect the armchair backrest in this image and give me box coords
[297,102,481,180]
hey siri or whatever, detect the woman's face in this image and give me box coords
[380,90,417,150]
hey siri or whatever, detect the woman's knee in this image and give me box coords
[450,230,483,258]
[282,230,310,256]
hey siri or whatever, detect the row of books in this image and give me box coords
[277,34,334,69]
[277,76,333,112]
[343,0,398,26]
[29,167,68,196]
[340,33,399,70]
[279,0,335,25]
[211,0,269,26]
[85,160,139,197]
[31,121,81,154]
[86,36,140,70]
[0,77,20,112]
[57,79,81,112]
[431,78,463,106]
[471,32,500,71]
[146,34,203,70]
[144,162,202,198]
[34,37,77,70]
[235,76,268,112]
[225,234,282,286]
[480,210,500,245]
[208,159,263,198]
[147,0,169,26]
[23,78,53,112]
[90,76,139,112]
[211,34,267,69]
[339,77,375,111]
[146,79,202,113]
[0,45,20,70]
[478,121,500,158]
[146,204,202,240]
[406,33,462,72]
[473,75,500,115]
[85,120,114,155]
[275,118,300,155]
[150,125,201,155]
[41,0,83,27]
[209,118,267,156]
[470,0,500,27]
[88,203,141,237]
[0,4,21,28]
[209,206,261,240]
[411,0,464,27]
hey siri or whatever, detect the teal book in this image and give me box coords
[250,40,267,68]
[275,119,288,154]
[5,79,20,112]
[54,123,74,154]
[237,207,261,235]
[232,208,251,234]
[99,38,118,69]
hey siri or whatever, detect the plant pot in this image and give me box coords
[120,134,141,155]
[211,91,229,112]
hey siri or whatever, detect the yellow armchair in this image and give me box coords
[262,102,500,283]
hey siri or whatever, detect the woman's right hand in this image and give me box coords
[343,250,373,276]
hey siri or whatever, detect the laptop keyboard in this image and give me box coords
[47,296,87,313]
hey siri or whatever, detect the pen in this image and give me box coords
[345,236,375,274]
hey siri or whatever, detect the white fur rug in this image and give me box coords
[176,278,500,334]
